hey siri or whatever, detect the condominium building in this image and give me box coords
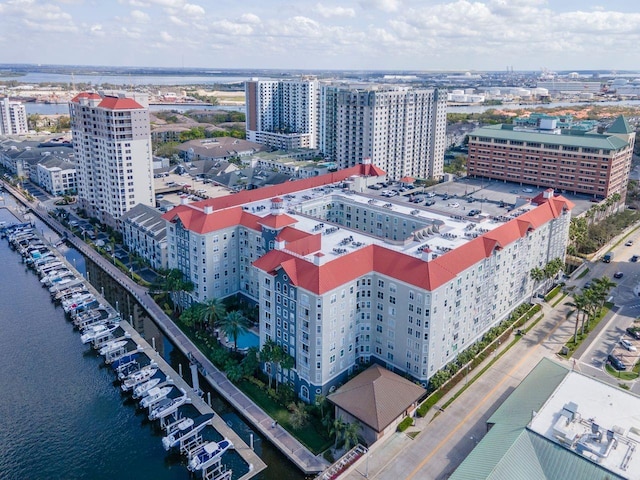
[121,203,168,271]
[69,92,155,228]
[320,85,448,180]
[0,98,28,135]
[245,77,319,149]
[36,156,77,195]
[467,115,635,199]
[163,165,572,403]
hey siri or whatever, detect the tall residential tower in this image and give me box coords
[0,98,28,135]
[69,91,154,227]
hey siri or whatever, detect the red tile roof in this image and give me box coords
[97,96,144,110]
[253,196,573,294]
[257,214,298,229]
[70,92,101,102]
[190,164,386,211]
[162,205,262,233]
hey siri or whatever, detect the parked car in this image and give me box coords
[620,339,637,351]
[614,272,624,279]
[608,354,627,371]
[448,202,460,208]
[425,199,436,206]
[632,255,639,263]
[626,327,640,340]
[425,192,436,198]
[626,240,634,246]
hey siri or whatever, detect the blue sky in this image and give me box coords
[0,0,638,71]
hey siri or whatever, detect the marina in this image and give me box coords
[0,218,266,480]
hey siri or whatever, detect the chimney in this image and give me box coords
[203,205,213,214]
[270,197,285,216]
[313,252,324,266]
[274,238,285,250]
[421,248,434,262]
[180,196,189,205]
[543,188,554,199]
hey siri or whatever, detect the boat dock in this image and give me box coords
[2,218,266,480]
[6,184,329,476]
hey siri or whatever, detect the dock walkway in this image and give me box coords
[23,194,328,475]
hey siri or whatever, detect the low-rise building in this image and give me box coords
[36,156,77,195]
[467,115,635,199]
[121,203,168,271]
[178,137,268,163]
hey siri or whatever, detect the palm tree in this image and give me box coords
[288,402,310,429]
[218,310,250,351]
[566,293,587,343]
[152,268,194,312]
[261,339,283,390]
[342,421,361,451]
[315,393,327,418]
[330,417,346,450]
[199,297,226,332]
[530,267,545,299]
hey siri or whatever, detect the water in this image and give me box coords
[11,72,250,86]
[0,201,304,480]
[233,331,260,350]
[25,103,245,115]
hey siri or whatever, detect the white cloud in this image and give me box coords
[168,15,187,26]
[183,3,204,16]
[362,0,401,13]
[130,9,150,23]
[90,23,105,36]
[315,3,355,18]
[160,31,173,42]
[237,13,260,24]
[211,19,255,36]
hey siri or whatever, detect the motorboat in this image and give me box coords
[132,377,162,399]
[187,439,233,471]
[98,339,128,356]
[111,353,139,372]
[148,393,189,420]
[139,386,173,409]
[162,413,214,450]
[80,321,119,344]
[121,366,158,391]
[41,270,74,286]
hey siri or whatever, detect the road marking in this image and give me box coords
[404,313,565,480]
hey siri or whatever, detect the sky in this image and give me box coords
[0,0,639,72]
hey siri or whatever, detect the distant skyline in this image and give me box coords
[1,0,639,72]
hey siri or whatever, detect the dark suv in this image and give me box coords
[608,354,627,371]
[627,327,640,340]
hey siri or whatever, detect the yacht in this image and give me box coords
[187,439,233,471]
[162,413,214,450]
[121,366,158,391]
[98,339,128,356]
[139,386,173,409]
[80,321,119,344]
[148,392,189,420]
[132,377,162,399]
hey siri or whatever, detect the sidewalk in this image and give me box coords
[343,300,576,480]
[20,192,329,475]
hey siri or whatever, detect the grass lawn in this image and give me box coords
[605,364,639,381]
[238,380,333,454]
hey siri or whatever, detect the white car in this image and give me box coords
[425,192,436,198]
[522,188,533,193]
[448,202,460,208]
[620,339,637,351]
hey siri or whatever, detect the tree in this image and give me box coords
[260,339,282,390]
[566,293,587,343]
[315,393,327,418]
[330,417,346,450]
[342,421,361,451]
[288,402,310,429]
[241,346,260,377]
[530,267,545,299]
[199,297,226,332]
[151,268,194,311]
[218,310,250,351]
[179,303,202,328]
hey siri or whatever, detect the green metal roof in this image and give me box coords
[470,124,629,150]
[607,115,634,134]
[447,359,626,480]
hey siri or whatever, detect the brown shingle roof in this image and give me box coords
[328,365,425,432]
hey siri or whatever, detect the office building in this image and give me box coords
[69,91,155,227]
[163,164,572,403]
[245,78,319,149]
[467,115,635,199]
[320,85,447,180]
[0,98,28,135]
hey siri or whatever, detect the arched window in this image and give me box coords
[300,385,309,401]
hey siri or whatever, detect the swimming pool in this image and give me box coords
[231,331,260,350]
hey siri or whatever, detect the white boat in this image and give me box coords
[121,366,158,391]
[187,439,233,471]
[149,393,189,420]
[162,413,214,450]
[139,386,172,409]
[80,322,119,344]
[61,293,94,310]
[132,377,161,399]
[98,340,128,356]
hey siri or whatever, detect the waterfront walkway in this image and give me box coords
[20,193,328,475]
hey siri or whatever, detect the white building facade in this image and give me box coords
[36,157,77,195]
[69,92,155,228]
[245,78,319,150]
[163,167,572,403]
[0,98,28,135]
[320,86,448,180]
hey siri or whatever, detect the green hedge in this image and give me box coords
[544,285,562,302]
[397,416,414,432]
